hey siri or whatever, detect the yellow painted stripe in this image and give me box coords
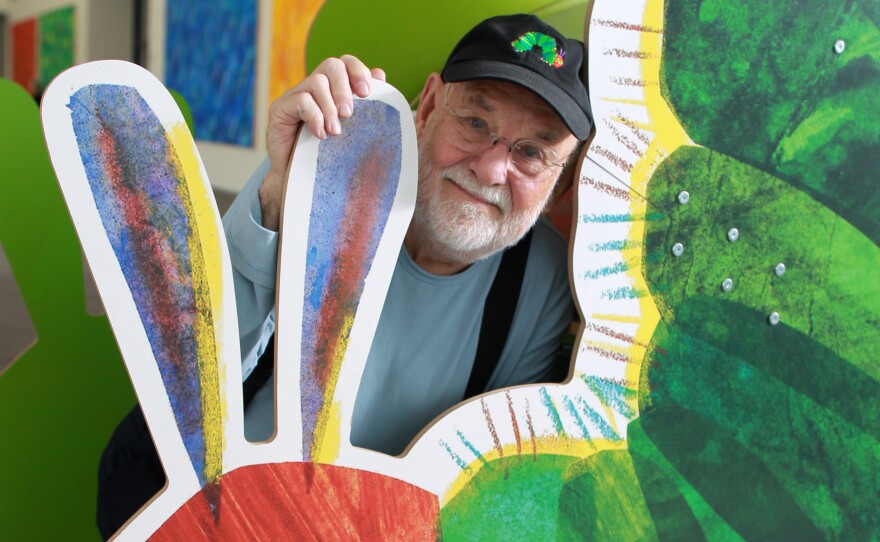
[168,122,226,483]
[311,313,354,464]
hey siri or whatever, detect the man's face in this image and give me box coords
[410,79,578,267]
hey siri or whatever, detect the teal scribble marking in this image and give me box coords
[581,375,637,419]
[456,430,490,466]
[601,286,647,300]
[562,395,594,445]
[440,439,471,472]
[576,395,621,441]
[580,212,665,223]
[539,387,566,437]
[582,261,629,280]
[588,239,642,252]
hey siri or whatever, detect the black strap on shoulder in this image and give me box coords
[463,229,533,400]
[243,333,275,408]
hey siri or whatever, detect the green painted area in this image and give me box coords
[662,0,880,243]
[0,79,198,540]
[639,305,880,539]
[307,1,588,102]
[38,6,75,90]
[626,446,707,541]
[169,88,196,134]
[557,450,658,541]
[628,421,743,541]
[639,400,826,540]
[639,143,880,538]
[645,146,880,380]
[440,454,581,540]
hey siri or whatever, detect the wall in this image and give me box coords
[88,0,132,61]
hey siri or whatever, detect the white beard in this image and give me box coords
[410,147,550,264]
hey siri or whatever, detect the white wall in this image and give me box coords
[88,0,133,62]
[147,0,270,193]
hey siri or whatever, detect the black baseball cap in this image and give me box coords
[442,14,593,140]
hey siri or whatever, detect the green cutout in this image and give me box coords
[0,78,195,540]
[662,0,880,243]
[641,308,880,539]
[440,454,581,540]
[557,450,659,541]
[645,146,880,380]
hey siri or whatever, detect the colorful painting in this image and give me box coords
[41,60,245,537]
[164,0,257,146]
[298,100,402,462]
[36,0,878,536]
[38,6,75,92]
[10,6,76,97]
[560,0,879,538]
[41,61,420,538]
[269,0,325,102]
[11,18,38,94]
[68,84,226,494]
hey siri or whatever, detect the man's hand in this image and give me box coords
[259,55,386,230]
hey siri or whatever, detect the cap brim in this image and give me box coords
[443,60,591,140]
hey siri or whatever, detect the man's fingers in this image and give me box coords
[270,90,326,140]
[305,72,341,136]
[269,56,384,142]
[340,54,374,99]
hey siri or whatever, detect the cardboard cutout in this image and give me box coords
[38,0,879,535]
[0,78,137,541]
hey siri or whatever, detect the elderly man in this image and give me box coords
[233,14,593,454]
[97,13,591,537]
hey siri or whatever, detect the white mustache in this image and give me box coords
[440,166,512,215]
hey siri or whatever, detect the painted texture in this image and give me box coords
[552,0,880,538]
[269,0,325,102]
[11,19,37,94]
[165,0,257,146]
[68,85,225,491]
[38,6,75,91]
[637,147,880,538]
[662,0,880,244]
[152,463,439,539]
[434,0,878,538]
[300,99,402,462]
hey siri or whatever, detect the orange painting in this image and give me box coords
[270,0,326,102]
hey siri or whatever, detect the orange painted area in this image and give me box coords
[152,463,440,540]
[12,19,38,95]
[269,0,326,102]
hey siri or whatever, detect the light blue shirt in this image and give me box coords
[224,159,574,455]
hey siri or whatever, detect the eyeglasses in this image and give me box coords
[443,84,567,181]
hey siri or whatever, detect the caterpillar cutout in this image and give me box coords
[512,31,565,68]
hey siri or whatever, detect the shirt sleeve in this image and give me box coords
[222,158,277,380]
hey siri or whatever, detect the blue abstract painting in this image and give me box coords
[165,0,257,146]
